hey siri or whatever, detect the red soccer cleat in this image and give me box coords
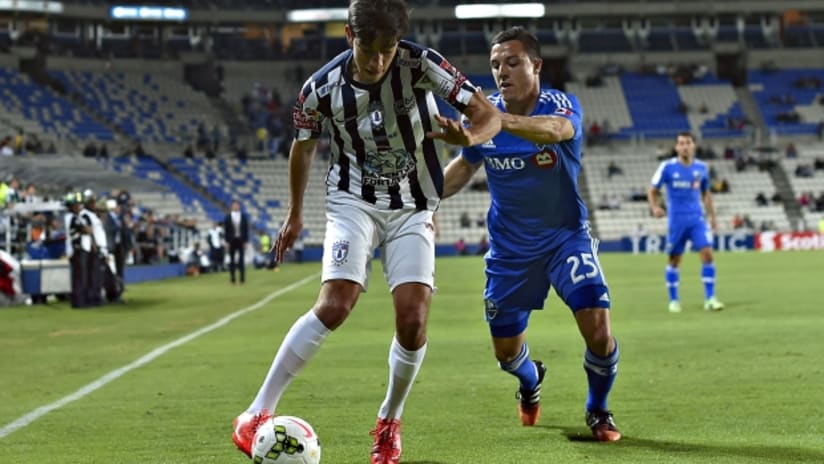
[586,409,622,442]
[516,360,547,426]
[232,409,272,457]
[369,417,402,464]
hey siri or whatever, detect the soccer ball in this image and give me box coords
[251,416,321,464]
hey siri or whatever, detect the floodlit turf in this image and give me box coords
[1,251,822,464]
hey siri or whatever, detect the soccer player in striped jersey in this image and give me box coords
[442,26,621,442]
[648,132,724,313]
[231,1,501,463]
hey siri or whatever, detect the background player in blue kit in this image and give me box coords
[437,26,621,442]
[648,132,724,313]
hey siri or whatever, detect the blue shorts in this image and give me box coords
[483,229,611,338]
[666,219,713,256]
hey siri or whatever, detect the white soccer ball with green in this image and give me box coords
[251,416,321,464]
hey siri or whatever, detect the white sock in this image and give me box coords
[377,336,427,420]
[247,310,330,413]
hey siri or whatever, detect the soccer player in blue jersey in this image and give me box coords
[231,1,501,463]
[438,26,621,442]
[648,132,724,313]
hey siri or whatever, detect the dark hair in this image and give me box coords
[348,0,409,44]
[490,26,541,60]
[676,131,694,141]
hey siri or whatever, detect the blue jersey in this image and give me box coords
[650,158,710,225]
[462,89,588,259]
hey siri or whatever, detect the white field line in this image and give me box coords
[0,272,319,439]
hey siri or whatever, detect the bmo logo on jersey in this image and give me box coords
[485,149,558,171]
[533,148,558,169]
[485,156,526,171]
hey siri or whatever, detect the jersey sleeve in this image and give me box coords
[700,164,710,192]
[292,77,326,141]
[650,161,667,188]
[461,144,483,164]
[419,48,477,113]
[545,91,583,140]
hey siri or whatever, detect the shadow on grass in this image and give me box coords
[91,296,170,311]
[542,424,824,463]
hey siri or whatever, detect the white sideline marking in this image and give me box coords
[0,272,320,439]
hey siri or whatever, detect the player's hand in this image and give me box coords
[427,115,474,146]
[275,212,303,263]
[651,206,666,218]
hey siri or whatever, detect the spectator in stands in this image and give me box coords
[785,143,798,159]
[13,129,24,155]
[795,164,814,178]
[1,176,20,208]
[21,183,39,203]
[455,237,468,255]
[607,160,623,178]
[477,234,489,255]
[211,124,222,153]
[459,211,471,228]
[135,218,159,264]
[813,157,824,171]
[24,133,43,154]
[771,192,783,204]
[134,143,147,158]
[755,192,768,206]
[815,192,824,212]
[817,120,824,140]
[98,144,109,163]
[798,192,810,208]
[184,144,195,159]
[475,212,486,227]
[223,199,249,285]
[711,177,730,194]
[83,143,98,158]
[731,214,744,229]
[629,187,647,202]
[1,137,14,157]
[586,120,602,146]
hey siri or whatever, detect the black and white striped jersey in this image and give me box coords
[293,40,478,211]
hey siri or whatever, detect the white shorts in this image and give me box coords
[321,191,436,292]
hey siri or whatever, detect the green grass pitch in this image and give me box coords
[1,251,822,463]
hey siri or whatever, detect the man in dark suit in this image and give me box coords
[223,199,249,284]
[102,198,126,302]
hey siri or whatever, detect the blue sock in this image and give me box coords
[584,340,619,412]
[666,265,679,301]
[702,262,716,299]
[499,344,538,391]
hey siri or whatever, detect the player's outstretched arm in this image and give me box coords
[443,156,482,199]
[428,90,501,147]
[276,138,318,262]
[500,114,574,145]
